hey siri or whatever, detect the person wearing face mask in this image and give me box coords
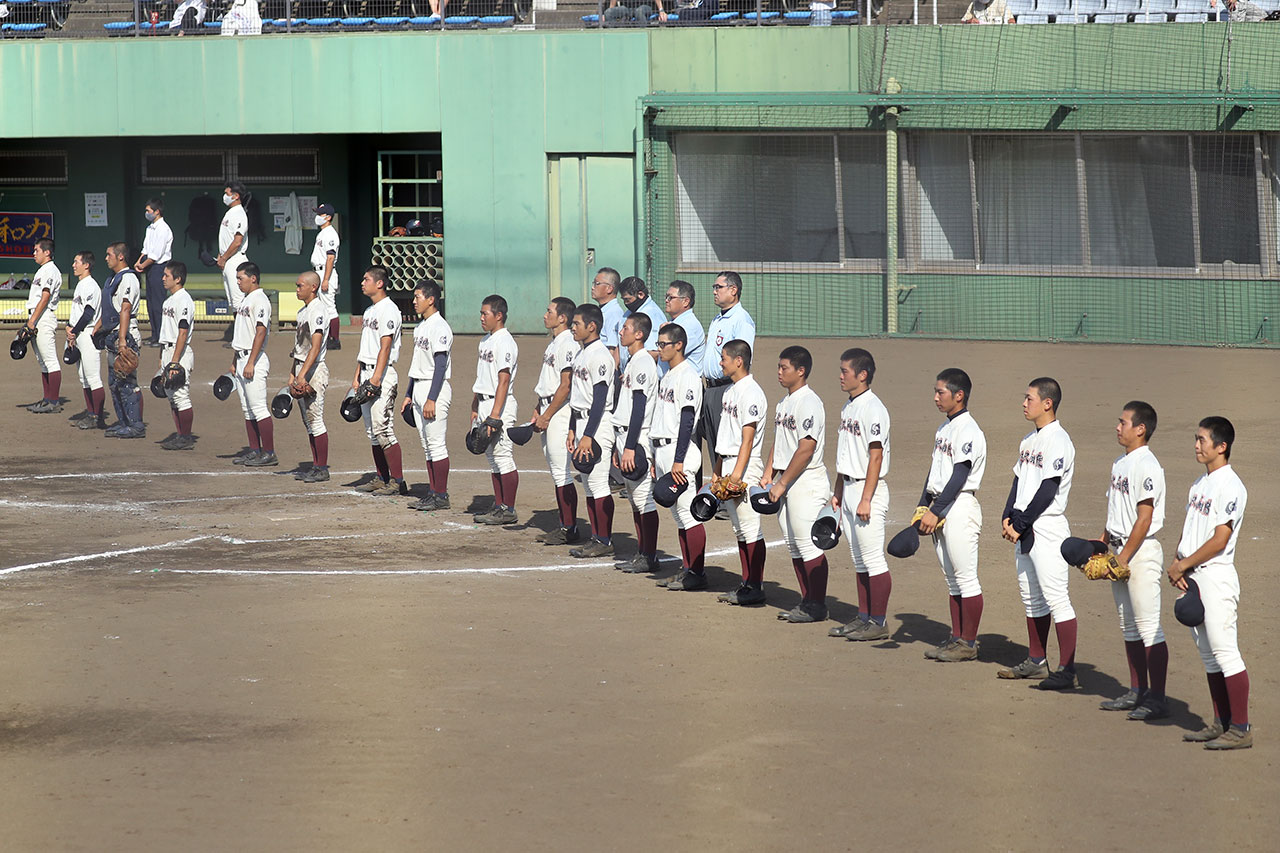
[135,198,173,349]
[216,182,251,346]
[311,203,342,350]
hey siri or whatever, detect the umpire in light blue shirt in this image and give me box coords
[592,267,627,368]
[662,279,704,378]
[698,270,755,457]
[619,276,667,370]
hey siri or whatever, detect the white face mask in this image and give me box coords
[223,193,235,206]
[145,210,156,222]
[315,215,328,227]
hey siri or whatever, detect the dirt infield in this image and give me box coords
[0,328,1276,851]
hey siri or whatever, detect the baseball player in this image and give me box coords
[135,197,173,349]
[311,203,342,350]
[1169,416,1252,749]
[712,339,768,606]
[90,242,144,438]
[699,271,755,459]
[216,182,250,342]
[25,238,63,413]
[613,313,660,573]
[567,304,618,558]
[471,294,520,525]
[290,272,330,483]
[915,368,987,662]
[591,267,626,367]
[764,345,832,623]
[220,0,262,35]
[403,280,453,508]
[828,348,893,642]
[651,323,706,590]
[350,266,405,496]
[157,261,196,451]
[662,280,704,377]
[1095,401,1170,719]
[66,250,105,430]
[229,262,276,467]
[532,297,580,543]
[999,377,1078,690]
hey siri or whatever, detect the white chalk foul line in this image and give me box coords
[0,467,548,483]
[0,537,217,576]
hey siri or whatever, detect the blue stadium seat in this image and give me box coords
[275,18,307,27]
[1017,11,1051,20]
[374,16,410,26]
[339,16,374,26]
[478,15,515,26]
[831,9,858,19]
[103,21,137,33]
[409,15,441,26]
[741,10,778,20]
[650,13,679,20]
[306,17,340,27]
[443,15,478,26]
[581,13,601,21]
[7,21,47,34]
[203,20,222,28]
[783,10,812,22]
[710,10,739,19]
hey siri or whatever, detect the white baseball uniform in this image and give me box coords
[220,0,262,34]
[159,288,196,412]
[1011,420,1075,621]
[311,223,340,324]
[219,203,249,311]
[409,311,453,462]
[651,358,703,529]
[835,389,892,577]
[716,373,767,545]
[535,329,578,488]
[292,298,329,437]
[28,260,61,376]
[1178,464,1247,677]
[473,327,519,475]
[357,297,401,449]
[570,338,617,499]
[925,410,986,598]
[772,384,831,561]
[1106,445,1166,647]
[68,275,102,391]
[614,348,658,513]
[232,288,271,421]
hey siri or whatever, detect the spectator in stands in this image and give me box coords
[169,0,207,32]
[810,1,835,25]
[962,0,1014,23]
[1214,0,1267,21]
[429,0,449,16]
[221,0,262,35]
[655,0,719,22]
[0,4,8,20]
[604,0,655,23]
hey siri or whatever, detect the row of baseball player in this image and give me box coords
[11,255,1251,750]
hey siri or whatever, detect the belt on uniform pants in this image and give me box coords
[653,438,673,446]
[1108,535,1125,550]
[478,393,494,401]
[704,377,732,389]
[926,489,976,500]
[844,475,888,483]
[539,395,554,407]
[236,349,251,358]
[360,361,376,371]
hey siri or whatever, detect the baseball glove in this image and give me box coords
[113,345,139,378]
[710,475,747,502]
[164,361,186,391]
[352,379,381,405]
[16,326,33,344]
[1080,552,1128,582]
[910,504,945,531]
[290,380,315,399]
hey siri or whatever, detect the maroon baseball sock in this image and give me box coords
[308,434,318,465]
[429,458,450,493]
[1027,615,1051,660]
[171,408,180,432]
[586,497,600,538]
[245,419,261,450]
[177,408,193,436]
[384,443,403,480]
[558,485,579,530]
[641,511,659,556]
[91,387,105,416]
[677,525,706,573]
[491,473,502,503]
[1146,641,1168,698]
[328,317,340,341]
[372,445,390,481]
[314,433,328,466]
[736,541,751,583]
[746,539,766,585]
[791,557,808,598]
[82,388,93,412]
[960,594,983,644]
[1055,618,1078,670]
[803,556,830,604]
[256,417,274,453]
[40,372,50,400]
[867,571,891,620]
[1124,639,1148,690]
[1224,671,1249,727]
[1207,671,1231,724]
[856,571,872,616]
[499,471,519,508]
[949,594,963,638]
[48,370,61,400]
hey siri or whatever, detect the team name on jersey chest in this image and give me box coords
[840,417,880,438]
[364,317,382,331]
[1188,492,1220,517]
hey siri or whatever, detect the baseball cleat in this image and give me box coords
[67,409,92,422]
[777,602,828,623]
[997,658,1050,680]
[662,569,708,591]
[103,423,129,437]
[29,399,63,414]
[935,640,979,662]
[232,449,262,465]
[77,416,107,430]
[1204,726,1253,750]
[157,432,180,448]
[539,526,583,546]
[618,554,659,574]
[1034,667,1078,691]
[408,495,439,511]
[244,451,279,468]
[302,466,330,483]
[370,478,404,496]
[718,584,766,606]
[1099,689,1144,712]
[354,477,386,492]
[569,538,614,559]
[924,638,958,659]
[476,506,517,525]
[170,435,196,451]
[117,427,147,439]
[845,620,890,642]
[828,618,869,638]
[1183,721,1227,742]
[1127,696,1169,722]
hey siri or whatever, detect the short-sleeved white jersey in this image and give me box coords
[68,276,101,330]
[292,299,328,364]
[534,329,578,399]
[219,204,249,257]
[570,338,614,416]
[357,297,402,365]
[716,374,768,459]
[772,384,826,473]
[311,224,340,277]
[232,288,271,351]
[835,389,891,479]
[473,327,518,395]
[1012,420,1075,517]
[651,358,702,440]
[613,348,658,432]
[28,261,61,312]
[925,410,986,494]
[159,288,195,346]
[1177,465,1247,570]
[409,312,452,382]
[1106,445,1165,540]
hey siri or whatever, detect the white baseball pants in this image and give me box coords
[162,344,195,412]
[541,404,573,488]
[934,492,983,598]
[477,395,517,475]
[297,360,329,437]
[778,466,832,562]
[574,408,616,499]
[1111,538,1165,646]
[1015,514,1075,622]
[73,332,103,391]
[234,350,269,421]
[360,364,399,448]
[654,440,702,531]
[32,312,59,376]
[1189,564,1245,677]
[721,452,764,544]
[839,477,890,577]
[616,428,655,514]
[412,378,450,461]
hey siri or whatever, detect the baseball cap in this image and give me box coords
[316,203,336,217]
